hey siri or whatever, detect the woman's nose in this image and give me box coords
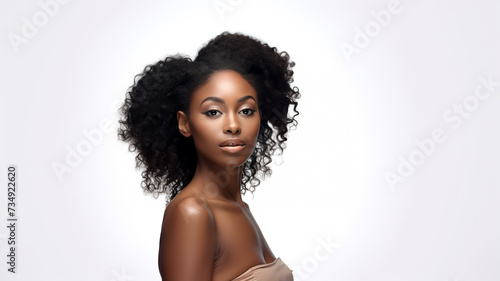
[224,113,241,134]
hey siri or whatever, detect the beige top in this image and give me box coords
[231,258,294,281]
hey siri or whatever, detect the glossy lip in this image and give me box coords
[219,145,245,153]
[219,138,246,153]
[219,138,246,147]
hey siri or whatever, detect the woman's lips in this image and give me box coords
[219,139,245,146]
[219,144,245,153]
[219,139,246,153]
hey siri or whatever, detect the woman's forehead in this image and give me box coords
[191,70,258,104]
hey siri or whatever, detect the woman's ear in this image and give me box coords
[177,111,191,137]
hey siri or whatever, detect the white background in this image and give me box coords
[1,0,499,280]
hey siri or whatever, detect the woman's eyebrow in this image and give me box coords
[200,95,256,106]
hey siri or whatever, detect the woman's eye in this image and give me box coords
[240,108,256,115]
[204,109,220,117]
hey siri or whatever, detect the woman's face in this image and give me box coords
[177,70,261,168]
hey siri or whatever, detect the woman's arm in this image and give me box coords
[159,196,217,281]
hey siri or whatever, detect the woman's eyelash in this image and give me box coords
[203,108,256,116]
[240,108,256,115]
[203,109,220,116]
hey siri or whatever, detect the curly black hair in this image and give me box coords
[117,32,300,203]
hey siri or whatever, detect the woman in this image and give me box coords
[118,32,300,280]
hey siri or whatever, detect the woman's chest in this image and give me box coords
[214,204,264,254]
[210,203,272,280]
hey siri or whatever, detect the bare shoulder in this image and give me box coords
[163,195,215,228]
[159,195,217,280]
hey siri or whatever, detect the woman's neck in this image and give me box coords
[189,160,244,203]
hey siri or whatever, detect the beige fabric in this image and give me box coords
[231,257,294,281]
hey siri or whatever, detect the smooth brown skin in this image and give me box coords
[158,70,276,281]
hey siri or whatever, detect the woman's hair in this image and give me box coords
[117,32,300,203]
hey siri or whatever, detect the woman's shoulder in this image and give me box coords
[163,186,252,225]
[158,193,219,279]
[163,192,215,227]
